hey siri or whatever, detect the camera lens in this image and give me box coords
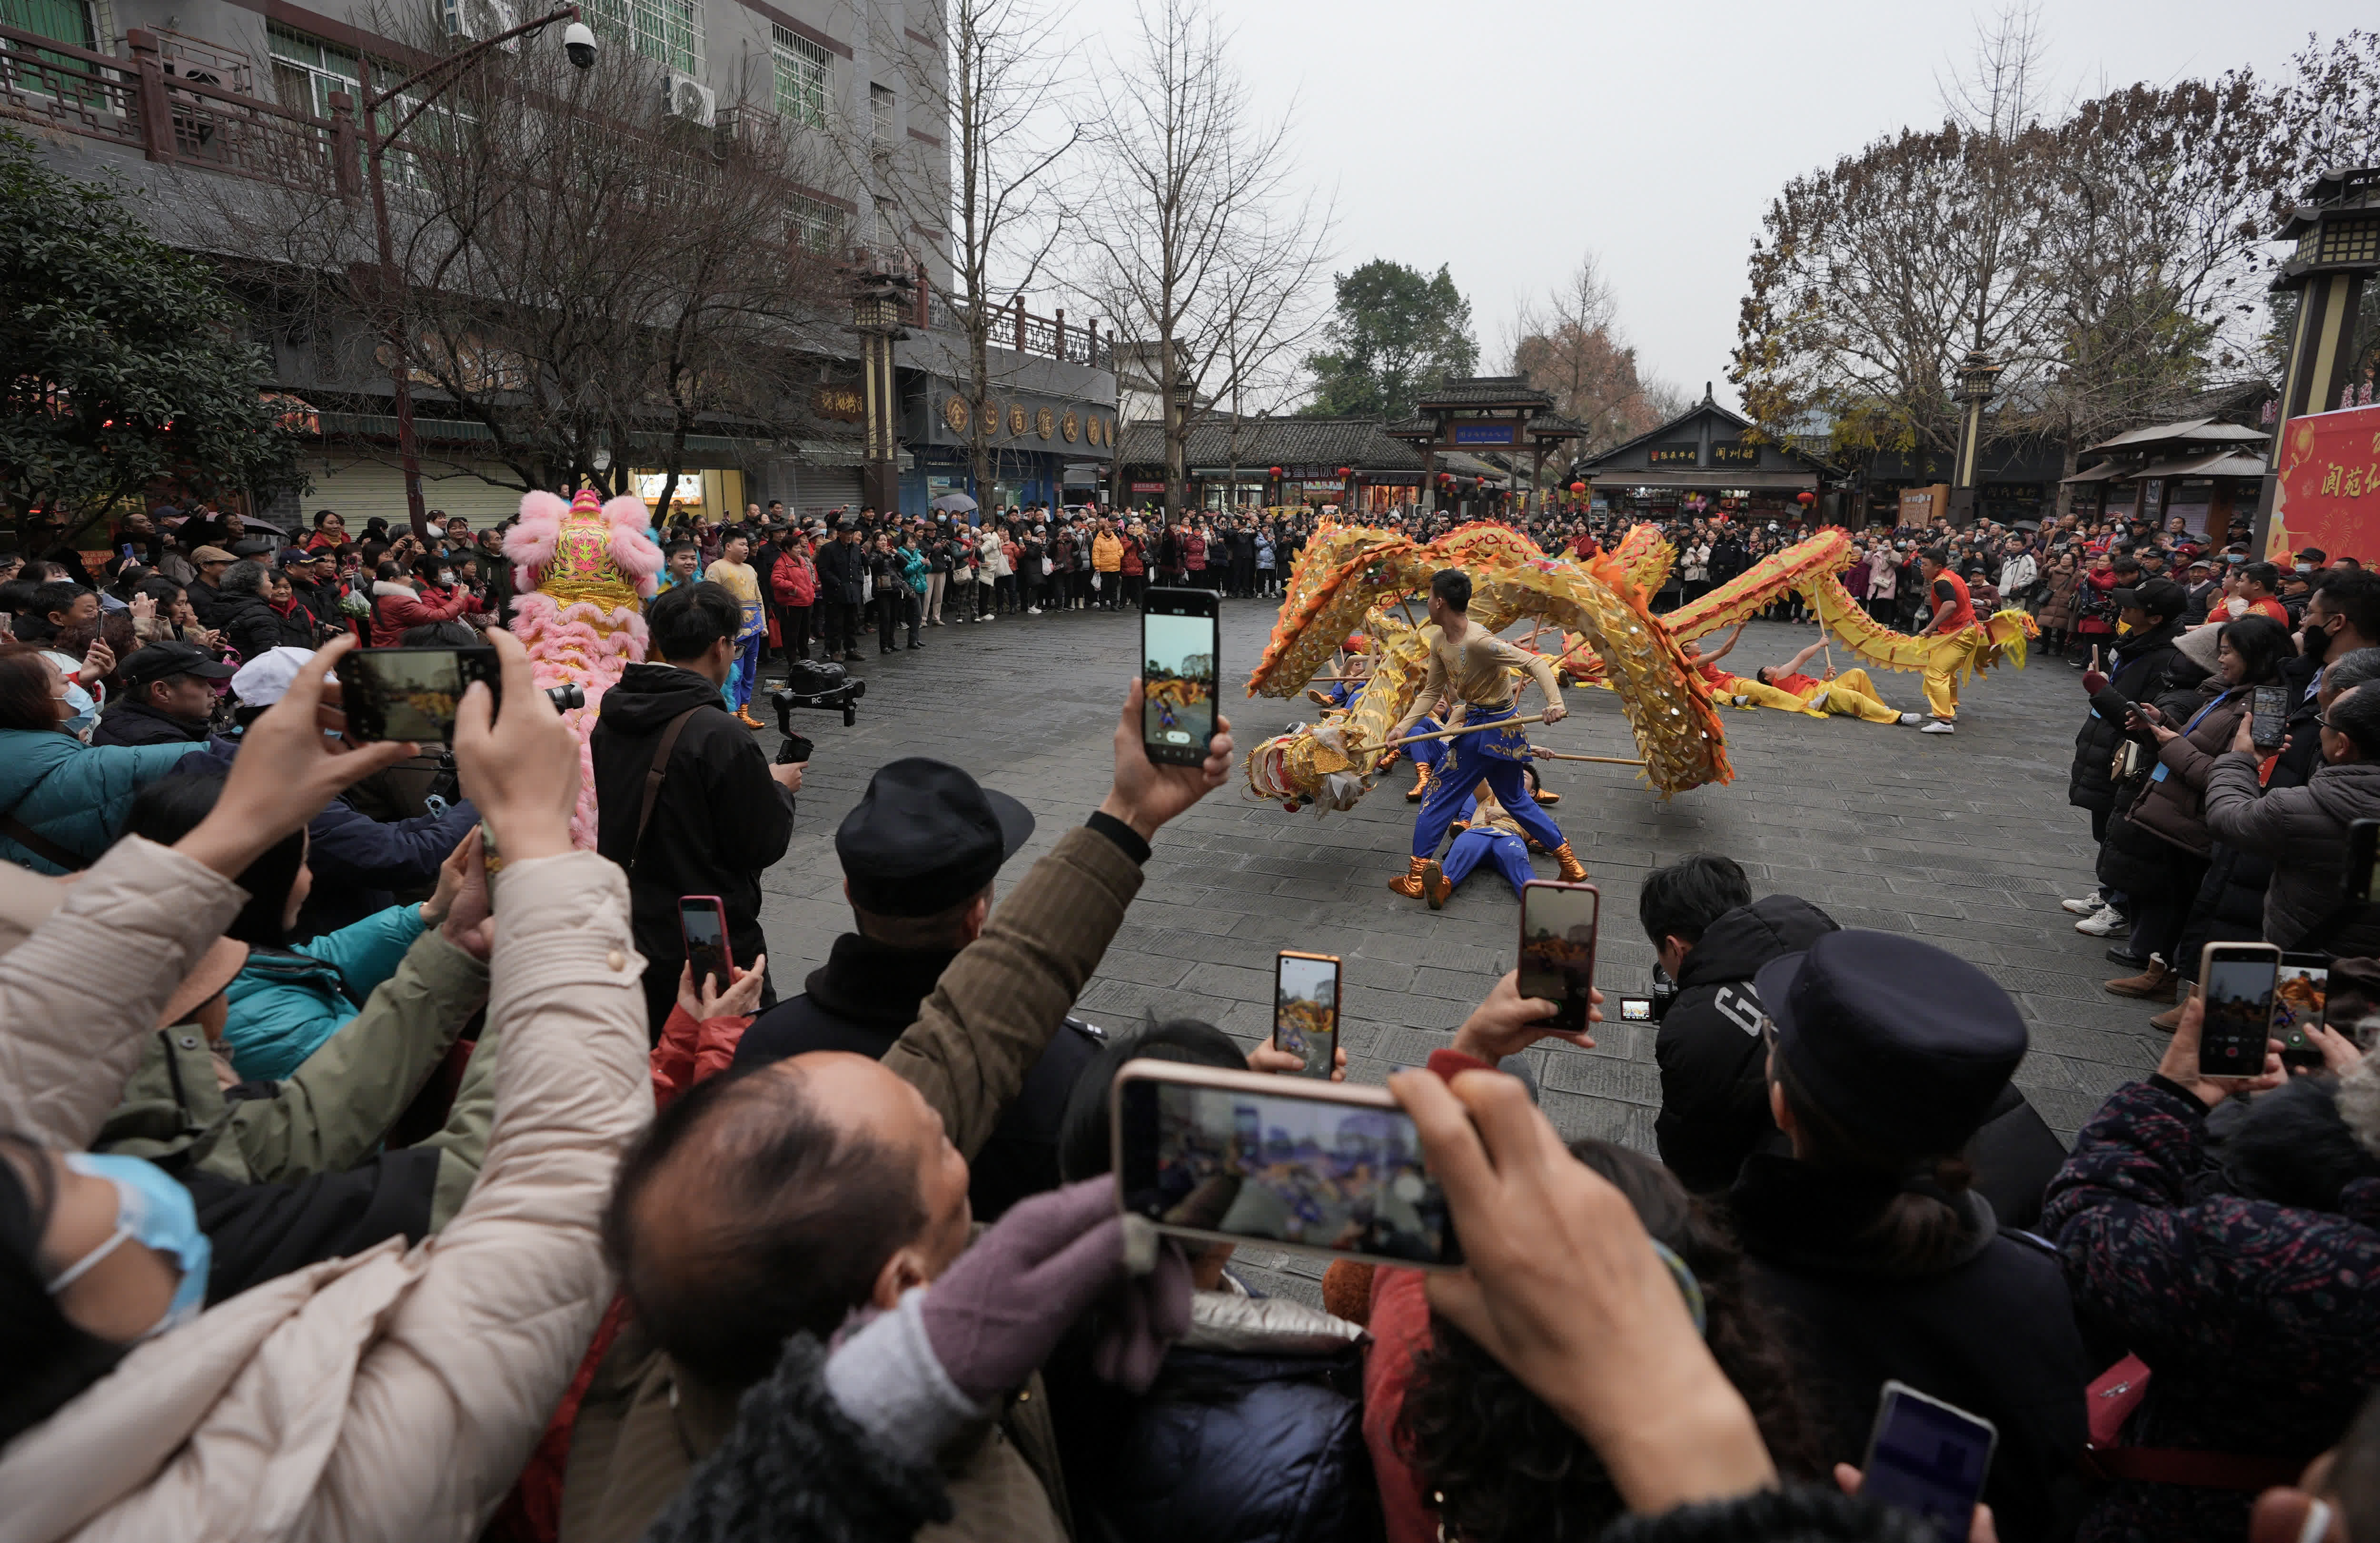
[545,682,586,711]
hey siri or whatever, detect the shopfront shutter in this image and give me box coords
[299,459,534,527]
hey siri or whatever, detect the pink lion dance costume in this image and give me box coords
[502,489,663,846]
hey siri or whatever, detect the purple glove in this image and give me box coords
[920,1177,1190,1403]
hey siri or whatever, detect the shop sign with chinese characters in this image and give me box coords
[2267,403,2380,563]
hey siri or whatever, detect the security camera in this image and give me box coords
[563,20,596,69]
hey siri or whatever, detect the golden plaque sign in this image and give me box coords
[943,396,969,433]
[1036,407,1055,440]
[1009,404,1028,436]
[1061,410,1079,443]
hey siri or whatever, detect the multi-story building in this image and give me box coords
[2,0,1111,522]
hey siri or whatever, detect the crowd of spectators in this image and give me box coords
[5,488,2380,1543]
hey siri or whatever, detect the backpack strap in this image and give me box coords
[631,708,702,875]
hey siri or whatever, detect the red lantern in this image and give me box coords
[1336,466,1352,478]
[1268,466,1283,478]
[1568,481,1586,495]
[1797,490,1816,506]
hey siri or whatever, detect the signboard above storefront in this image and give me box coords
[2267,402,2380,564]
[1451,422,1517,446]
[1711,442,1759,465]
[1647,444,1698,465]
[813,384,864,424]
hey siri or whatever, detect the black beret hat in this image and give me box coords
[835,758,1034,917]
[1754,930,2027,1157]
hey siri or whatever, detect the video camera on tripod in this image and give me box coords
[769,658,865,765]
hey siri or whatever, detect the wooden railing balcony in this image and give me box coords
[1,22,353,195]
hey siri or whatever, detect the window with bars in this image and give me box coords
[870,81,892,140]
[583,0,700,77]
[787,192,842,255]
[267,23,359,121]
[771,24,828,129]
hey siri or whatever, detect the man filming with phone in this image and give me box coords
[592,581,802,1037]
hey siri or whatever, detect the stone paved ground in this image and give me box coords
[754,598,2150,1301]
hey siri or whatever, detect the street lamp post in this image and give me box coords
[1948,347,2003,527]
[849,267,915,514]
[360,5,595,540]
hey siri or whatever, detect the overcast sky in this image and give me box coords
[1055,0,2369,411]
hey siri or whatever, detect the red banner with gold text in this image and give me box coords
[2268,403,2380,564]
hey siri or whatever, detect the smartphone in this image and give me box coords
[1272,950,1341,1079]
[1140,587,1220,767]
[1616,994,1655,1023]
[119,543,137,563]
[334,645,500,744]
[2348,819,2380,902]
[1112,1060,1459,1269]
[2198,941,2281,1078]
[2275,955,2331,1073]
[2251,683,2290,751]
[1519,880,1600,1034]
[679,895,733,994]
[1859,1380,1998,1540]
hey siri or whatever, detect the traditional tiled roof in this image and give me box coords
[1411,375,1554,410]
[1111,415,1429,470]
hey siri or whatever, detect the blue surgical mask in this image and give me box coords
[50,1151,211,1339]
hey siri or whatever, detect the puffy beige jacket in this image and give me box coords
[0,841,654,1543]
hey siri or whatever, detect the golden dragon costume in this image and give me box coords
[1242,521,2033,815]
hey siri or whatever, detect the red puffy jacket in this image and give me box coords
[369,580,472,646]
[770,547,816,606]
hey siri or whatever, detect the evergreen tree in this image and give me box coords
[1300,259,1477,420]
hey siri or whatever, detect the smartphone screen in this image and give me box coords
[2200,945,2281,1077]
[1273,951,1341,1079]
[1141,589,1220,766]
[2251,684,2290,750]
[2275,956,2330,1071]
[334,645,499,744]
[1617,994,1655,1023]
[1115,1064,1458,1268]
[1519,881,1599,1032]
[679,896,733,993]
[1860,1381,1997,1540]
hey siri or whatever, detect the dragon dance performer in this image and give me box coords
[1384,570,1585,897]
[1747,640,1925,726]
[1913,546,1974,735]
[704,529,769,728]
[1406,781,1537,909]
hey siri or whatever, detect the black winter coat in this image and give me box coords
[813,538,868,604]
[591,663,793,1028]
[210,591,285,665]
[1044,1304,1374,1543]
[90,698,212,748]
[733,933,1101,1221]
[1726,1156,2089,1543]
[2068,619,2186,814]
[1653,895,1840,1194]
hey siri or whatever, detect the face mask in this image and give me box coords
[51,1151,211,1339]
[436,569,454,586]
[2304,618,2337,663]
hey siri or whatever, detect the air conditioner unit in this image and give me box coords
[662,71,716,128]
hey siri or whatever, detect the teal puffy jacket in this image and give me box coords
[0,728,193,874]
[221,903,428,1080]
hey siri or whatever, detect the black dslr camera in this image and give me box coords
[770,659,864,765]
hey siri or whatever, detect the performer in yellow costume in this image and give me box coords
[1385,569,1586,896]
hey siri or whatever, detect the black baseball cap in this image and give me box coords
[121,640,237,686]
[836,758,1034,917]
[2112,578,2188,620]
[1755,930,2026,1158]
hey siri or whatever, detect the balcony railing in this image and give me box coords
[1,22,350,194]
[921,283,1113,371]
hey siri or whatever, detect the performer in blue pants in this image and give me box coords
[1410,783,1538,908]
[1388,569,1586,896]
